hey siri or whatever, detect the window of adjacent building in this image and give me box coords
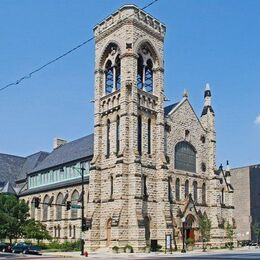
[116,116,120,154]
[193,181,198,202]
[185,180,189,198]
[202,183,206,204]
[148,118,151,154]
[56,193,63,220]
[138,116,142,155]
[106,119,110,157]
[175,142,196,173]
[42,195,49,221]
[176,178,180,201]
[71,190,79,219]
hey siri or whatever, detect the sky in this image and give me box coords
[0,0,259,168]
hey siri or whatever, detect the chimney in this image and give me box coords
[53,138,67,149]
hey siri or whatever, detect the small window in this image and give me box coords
[202,183,206,204]
[106,119,110,157]
[221,188,225,204]
[201,162,206,172]
[138,116,142,155]
[110,175,114,199]
[148,118,151,154]
[168,177,173,202]
[116,116,120,154]
[185,180,189,198]
[176,178,180,201]
[142,175,148,198]
[193,181,198,202]
[200,135,206,143]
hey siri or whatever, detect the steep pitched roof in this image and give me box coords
[164,102,179,116]
[0,181,17,195]
[30,134,94,173]
[0,153,26,185]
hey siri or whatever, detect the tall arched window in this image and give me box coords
[56,193,63,220]
[106,119,110,157]
[185,180,189,198]
[110,175,114,199]
[116,116,120,154]
[115,55,121,90]
[202,183,206,204]
[221,188,225,204]
[138,116,142,155]
[105,60,113,94]
[137,46,154,93]
[176,178,180,201]
[168,177,173,202]
[175,142,196,173]
[148,118,151,154]
[193,181,198,202]
[71,190,79,219]
[42,195,49,221]
[142,175,148,197]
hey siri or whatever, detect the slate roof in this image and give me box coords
[30,134,94,174]
[0,182,17,195]
[164,102,179,115]
[0,153,26,186]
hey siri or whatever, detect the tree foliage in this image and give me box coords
[225,221,235,249]
[198,213,211,251]
[0,194,29,243]
[24,219,52,244]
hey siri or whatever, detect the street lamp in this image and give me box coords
[181,217,186,253]
[73,165,86,256]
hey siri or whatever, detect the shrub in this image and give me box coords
[124,244,133,253]
[112,246,119,253]
[39,240,81,252]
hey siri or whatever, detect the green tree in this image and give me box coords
[198,213,211,251]
[225,221,235,250]
[0,194,29,243]
[24,219,52,245]
[253,221,260,245]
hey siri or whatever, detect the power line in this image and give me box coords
[0,0,160,93]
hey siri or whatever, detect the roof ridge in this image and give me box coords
[0,153,26,159]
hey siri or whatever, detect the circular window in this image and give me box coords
[201,162,206,172]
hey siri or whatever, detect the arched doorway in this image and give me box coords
[106,218,112,246]
[144,216,150,245]
[185,214,195,241]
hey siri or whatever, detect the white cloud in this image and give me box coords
[254,115,260,125]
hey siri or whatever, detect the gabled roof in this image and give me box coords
[164,102,179,115]
[0,181,17,195]
[0,153,26,185]
[30,134,94,173]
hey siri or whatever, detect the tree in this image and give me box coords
[253,221,260,245]
[0,194,29,243]
[24,219,52,245]
[225,221,235,250]
[198,213,211,251]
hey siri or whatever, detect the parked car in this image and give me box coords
[0,242,13,253]
[12,243,41,255]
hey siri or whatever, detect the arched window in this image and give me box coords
[142,175,148,198]
[138,116,142,155]
[176,178,180,201]
[110,175,114,199]
[168,177,173,202]
[73,225,76,238]
[193,181,198,202]
[56,193,63,220]
[221,188,225,204]
[175,142,196,173]
[105,60,113,94]
[202,183,206,204]
[71,190,79,219]
[148,118,151,154]
[42,195,49,221]
[137,46,154,93]
[185,180,189,198]
[106,119,110,157]
[57,225,61,238]
[115,55,121,90]
[116,116,120,154]
[69,225,72,237]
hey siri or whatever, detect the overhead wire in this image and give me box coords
[0,0,160,93]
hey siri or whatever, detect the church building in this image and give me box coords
[17,4,234,252]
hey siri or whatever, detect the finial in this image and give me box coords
[183,89,188,98]
[205,83,210,91]
[226,160,230,171]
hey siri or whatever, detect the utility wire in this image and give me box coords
[0,0,159,93]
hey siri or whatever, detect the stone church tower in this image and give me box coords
[87,4,234,252]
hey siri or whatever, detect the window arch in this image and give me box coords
[185,180,189,198]
[116,116,120,154]
[56,193,63,220]
[137,46,154,93]
[176,178,180,201]
[175,142,196,173]
[193,181,198,202]
[148,118,151,154]
[42,195,49,221]
[202,183,206,204]
[138,116,142,155]
[71,190,79,219]
[106,119,110,157]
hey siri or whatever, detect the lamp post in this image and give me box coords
[73,165,86,256]
[181,217,186,253]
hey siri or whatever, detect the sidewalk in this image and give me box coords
[42,246,260,259]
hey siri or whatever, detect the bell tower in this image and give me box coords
[88,5,167,251]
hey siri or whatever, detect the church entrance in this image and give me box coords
[185,214,195,242]
[106,218,112,246]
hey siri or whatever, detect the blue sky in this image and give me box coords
[0,0,259,168]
